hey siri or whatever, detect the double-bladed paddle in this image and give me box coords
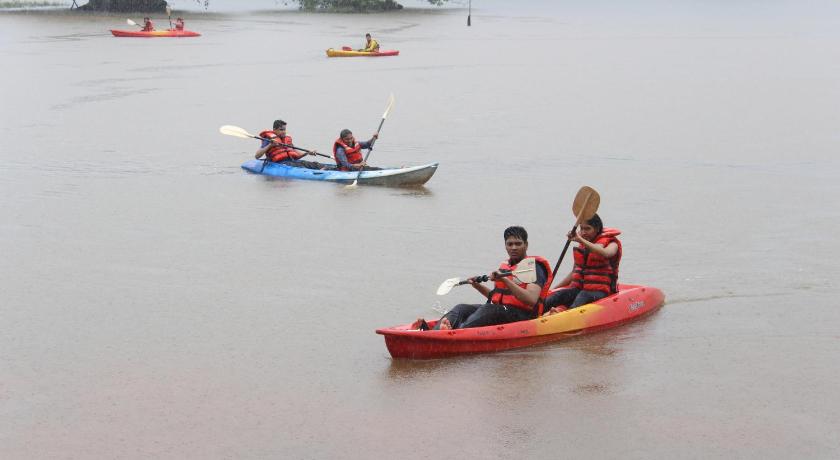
[348,93,395,187]
[436,258,538,296]
[550,186,601,278]
[219,125,331,159]
[219,124,331,173]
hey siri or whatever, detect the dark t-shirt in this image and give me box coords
[533,262,548,288]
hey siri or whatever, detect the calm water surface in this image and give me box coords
[1,1,839,458]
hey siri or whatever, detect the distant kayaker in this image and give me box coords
[358,33,380,52]
[174,17,185,31]
[332,129,380,171]
[142,17,155,32]
[412,226,553,331]
[256,120,325,169]
[544,214,622,314]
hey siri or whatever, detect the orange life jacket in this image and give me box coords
[570,228,622,294]
[333,137,364,170]
[260,130,298,162]
[175,20,184,30]
[489,256,554,316]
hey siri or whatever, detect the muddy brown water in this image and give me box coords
[2,1,839,457]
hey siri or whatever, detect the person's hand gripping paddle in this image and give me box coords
[436,258,538,295]
[348,93,395,187]
[551,186,601,278]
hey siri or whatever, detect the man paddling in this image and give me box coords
[358,33,380,52]
[413,226,553,330]
[332,129,380,171]
[256,119,324,169]
[141,17,155,32]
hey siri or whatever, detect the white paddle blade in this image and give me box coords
[126,18,138,26]
[511,258,537,283]
[436,277,460,296]
[219,125,254,139]
[382,93,395,119]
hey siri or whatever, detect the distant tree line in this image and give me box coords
[78,0,448,12]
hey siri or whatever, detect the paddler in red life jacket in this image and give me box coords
[332,129,380,171]
[544,213,622,314]
[142,17,155,32]
[358,33,380,52]
[412,226,554,331]
[255,119,325,169]
[174,17,185,31]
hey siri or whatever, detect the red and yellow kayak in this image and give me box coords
[326,48,399,57]
[376,284,665,359]
[110,29,201,38]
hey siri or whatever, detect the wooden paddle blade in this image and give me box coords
[219,125,255,139]
[572,186,600,224]
[436,277,460,296]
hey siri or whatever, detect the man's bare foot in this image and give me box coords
[547,306,568,316]
[438,317,452,330]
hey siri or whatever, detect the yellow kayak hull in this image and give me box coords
[325,48,400,57]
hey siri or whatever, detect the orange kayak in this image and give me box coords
[376,284,665,359]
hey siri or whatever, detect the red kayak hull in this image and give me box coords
[376,284,665,359]
[110,29,201,38]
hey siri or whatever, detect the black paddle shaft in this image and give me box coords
[551,224,578,279]
[456,269,515,286]
[255,136,331,158]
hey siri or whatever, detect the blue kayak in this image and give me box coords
[241,160,438,187]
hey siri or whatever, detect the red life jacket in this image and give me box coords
[259,130,298,162]
[489,256,554,316]
[570,228,622,295]
[175,20,184,30]
[142,20,154,32]
[333,137,364,170]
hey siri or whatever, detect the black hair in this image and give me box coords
[503,226,528,243]
[586,213,603,234]
[273,119,286,130]
[365,33,372,37]
[339,129,352,138]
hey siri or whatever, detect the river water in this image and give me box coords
[2,1,839,458]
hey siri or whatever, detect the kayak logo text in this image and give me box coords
[628,300,645,311]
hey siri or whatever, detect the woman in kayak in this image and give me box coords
[544,214,622,314]
[175,17,185,31]
[256,119,325,170]
[413,226,553,330]
[141,17,155,32]
[332,129,380,171]
[358,33,380,52]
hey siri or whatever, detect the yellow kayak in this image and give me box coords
[325,48,400,57]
